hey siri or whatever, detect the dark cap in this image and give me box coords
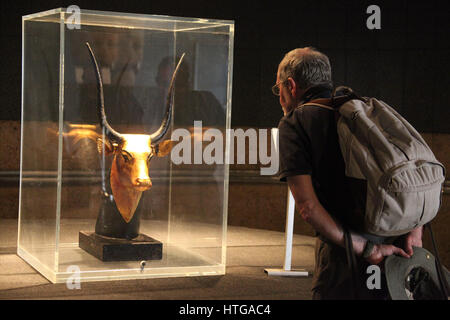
[385,247,449,300]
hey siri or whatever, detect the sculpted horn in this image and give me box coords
[85,42,124,145]
[149,53,186,144]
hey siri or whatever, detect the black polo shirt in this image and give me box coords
[278,85,359,228]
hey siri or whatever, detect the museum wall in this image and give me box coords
[0,1,449,264]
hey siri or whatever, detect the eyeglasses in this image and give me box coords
[271,80,288,96]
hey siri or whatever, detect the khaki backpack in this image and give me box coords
[303,88,446,237]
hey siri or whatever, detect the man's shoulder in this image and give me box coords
[278,109,299,131]
[279,103,332,127]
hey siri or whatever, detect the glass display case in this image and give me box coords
[19,8,234,283]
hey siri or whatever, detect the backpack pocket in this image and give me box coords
[367,160,445,236]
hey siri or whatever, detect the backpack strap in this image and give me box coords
[299,98,341,124]
[343,227,360,299]
[425,223,450,299]
[299,87,367,127]
[301,102,335,111]
[331,86,366,107]
[300,86,365,111]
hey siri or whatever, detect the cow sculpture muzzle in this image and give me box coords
[86,42,185,223]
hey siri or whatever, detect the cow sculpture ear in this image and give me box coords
[96,138,116,155]
[154,140,175,157]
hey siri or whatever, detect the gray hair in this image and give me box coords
[278,47,332,90]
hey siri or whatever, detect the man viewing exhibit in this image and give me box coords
[275,47,441,299]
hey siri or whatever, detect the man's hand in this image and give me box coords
[404,226,423,256]
[366,244,411,265]
[364,226,423,264]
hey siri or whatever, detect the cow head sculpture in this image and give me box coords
[86,42,184,223]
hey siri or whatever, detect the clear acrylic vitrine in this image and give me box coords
[19,8,234,283]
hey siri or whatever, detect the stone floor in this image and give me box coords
[0,220,316,300]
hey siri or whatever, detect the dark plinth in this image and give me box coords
[79,231,163,262]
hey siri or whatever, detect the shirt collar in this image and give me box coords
[298,84,333,105]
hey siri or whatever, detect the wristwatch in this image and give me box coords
[362,240,375,259]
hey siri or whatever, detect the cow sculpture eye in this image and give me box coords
[121,151,132,163]
[148,145,158,162]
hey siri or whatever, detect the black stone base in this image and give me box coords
[79,231,163,262]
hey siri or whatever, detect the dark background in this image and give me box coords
[1,0,449,132]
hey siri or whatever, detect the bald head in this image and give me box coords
[278,47,332,91]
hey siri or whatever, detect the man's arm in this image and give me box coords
[287,174,411,264]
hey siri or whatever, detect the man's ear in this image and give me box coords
[154,140,175,157]
[287,77,298,98]
[96,138,115,155]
